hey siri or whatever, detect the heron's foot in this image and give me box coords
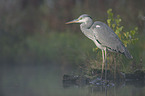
[89,77,115,86]
[102,80,109,85]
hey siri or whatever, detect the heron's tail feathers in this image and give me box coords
[124,48,133,59]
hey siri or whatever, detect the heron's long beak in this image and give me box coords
[65,19,79,24]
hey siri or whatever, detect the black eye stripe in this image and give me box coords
[87,16,92,19]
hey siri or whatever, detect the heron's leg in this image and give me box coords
[101,50,105,79]
[104,48,107,81]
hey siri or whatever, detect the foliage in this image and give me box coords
[107,9,138,47]
[106,9,139,73]
[23,32,96,67]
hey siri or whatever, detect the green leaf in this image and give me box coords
[106,8,138,47]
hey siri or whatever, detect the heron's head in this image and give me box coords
[65,14,92,24]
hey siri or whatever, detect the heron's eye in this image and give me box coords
[79,17,83,20]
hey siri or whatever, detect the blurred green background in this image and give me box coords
[0,0,145,74]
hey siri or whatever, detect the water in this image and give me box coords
[0,64,145,96]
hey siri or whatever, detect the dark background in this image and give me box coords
[0,0,145,96]
[0,0,145,76]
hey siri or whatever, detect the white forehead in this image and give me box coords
[79,14,90,18]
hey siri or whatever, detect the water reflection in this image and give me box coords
[0,64,145,96]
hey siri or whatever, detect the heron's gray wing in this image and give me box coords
[91,21,125,53]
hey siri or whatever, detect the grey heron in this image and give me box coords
[66,14,133,80]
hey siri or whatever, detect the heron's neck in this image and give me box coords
[80,20,93,29]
